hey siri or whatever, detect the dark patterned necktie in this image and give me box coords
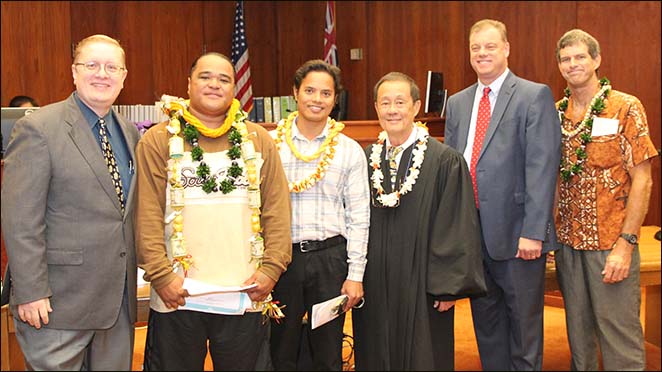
[387,145,402,188]
[98,118,125,214]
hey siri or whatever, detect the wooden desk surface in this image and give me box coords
[259,116,445,149]
[639,226,662,286]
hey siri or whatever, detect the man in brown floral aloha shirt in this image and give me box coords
[554,29,658,371]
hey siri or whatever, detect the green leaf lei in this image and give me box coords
[179,116,244,194]
[559,77,611,182]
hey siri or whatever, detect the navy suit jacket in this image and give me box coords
[444,71,560,260]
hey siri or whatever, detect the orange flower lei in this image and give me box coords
[273,111,345,193]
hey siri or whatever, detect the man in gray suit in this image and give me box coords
[444,19,560,370]
[1,34,140,370]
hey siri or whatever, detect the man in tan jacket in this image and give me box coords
[135,52,291,370]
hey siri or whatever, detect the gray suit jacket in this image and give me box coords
[1,93,140,329]
[444,72,560,260]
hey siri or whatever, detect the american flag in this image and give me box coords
[324,1,338,66]
[231,1,254,113]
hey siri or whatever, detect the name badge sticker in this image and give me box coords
[591,117,619,137]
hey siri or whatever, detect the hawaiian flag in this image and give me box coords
[231,1,254,113]
[324,1,338,66]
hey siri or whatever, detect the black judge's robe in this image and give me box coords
[353,137,486,371]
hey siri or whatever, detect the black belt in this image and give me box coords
[293,235,346,253]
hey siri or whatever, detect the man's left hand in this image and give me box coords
[341,280,364,312]
[601,239,634,284]
[242,271,277,302]
[515,237,543,260]
[433,300,456,313]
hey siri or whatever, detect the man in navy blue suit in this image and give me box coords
[444,19,560,370]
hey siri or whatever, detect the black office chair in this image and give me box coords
[330,90,348,121]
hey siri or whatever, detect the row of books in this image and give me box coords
[112,96,298,127]
[112,104,167,125]
[249,96,297,124]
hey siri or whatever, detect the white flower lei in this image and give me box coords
[557,78,611,182]
[559,82,611,137]
[370,123,429,207]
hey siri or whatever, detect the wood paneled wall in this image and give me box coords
[1,1,72,105]
[1,1,659,226]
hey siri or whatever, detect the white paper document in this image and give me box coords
[179,278,257,315]
[591,117,619,137]
[311,294,348,330]
[182,278,257,296]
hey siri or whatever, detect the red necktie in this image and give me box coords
[470,87,491,208]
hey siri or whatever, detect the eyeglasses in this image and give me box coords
[74,61,126,75]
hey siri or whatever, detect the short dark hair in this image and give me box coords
[373,72,420,102]
[9,95,38,107]
[293,59,343,95]
[189,52,236,80]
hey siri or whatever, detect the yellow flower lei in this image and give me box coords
[273,111,344,193]
[160,95,285,321]
[166,98,239,138]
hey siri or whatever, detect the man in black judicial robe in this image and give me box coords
[352,72,486,371]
